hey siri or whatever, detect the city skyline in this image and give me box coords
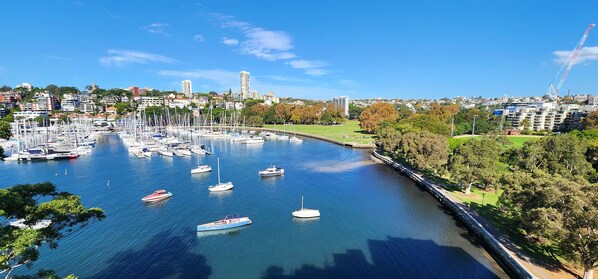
[0,1,597,100]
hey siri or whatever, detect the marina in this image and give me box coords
[1,134,508,278]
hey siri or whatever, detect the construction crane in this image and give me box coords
[548,23,596,99]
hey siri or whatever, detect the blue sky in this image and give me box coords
[1,1,597,100]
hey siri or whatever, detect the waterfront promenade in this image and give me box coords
[371,150,583,279]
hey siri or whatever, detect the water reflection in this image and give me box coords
[143,198,172,208]
[196,225,249,238]
[209,191,233,199]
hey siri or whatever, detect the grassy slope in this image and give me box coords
[263,120,375,145]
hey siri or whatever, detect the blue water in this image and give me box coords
[1,135,508,278]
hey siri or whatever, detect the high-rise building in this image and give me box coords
[240,71,250,100]
[182,80,193,97]
[333,96,349,116]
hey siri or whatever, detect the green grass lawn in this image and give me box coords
[264,120,375,145]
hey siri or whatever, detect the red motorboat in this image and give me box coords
[141,190,173,202]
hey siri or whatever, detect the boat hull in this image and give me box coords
[292,209,320,218]
[141,193,173,202]
[197,218,252,232]
[208,182,233,192]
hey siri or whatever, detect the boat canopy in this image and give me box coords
[154,190,167,194]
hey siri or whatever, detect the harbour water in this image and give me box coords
[1,135,508,278]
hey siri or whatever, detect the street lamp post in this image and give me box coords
[482,193,486,206]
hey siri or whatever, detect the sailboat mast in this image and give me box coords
[217,157,221,185]
[301,196,304,210]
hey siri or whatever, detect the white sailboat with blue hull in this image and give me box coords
[197,214,252,232]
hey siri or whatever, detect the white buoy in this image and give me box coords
[107,180,110,186]
[64,169,67,175]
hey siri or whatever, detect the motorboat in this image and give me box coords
[141,190,173,202]
[243,136,264,144]
[158,147,174,157]
[278,135,289,141]
[191,164,212,174]
[10,219,52,230]
[208,157,234,192]
[292,196,320,218]
[259,165,285,177]
[197,214,252,232]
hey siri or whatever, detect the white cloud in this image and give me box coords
[158,69,238,86]
[100,49,176,67]
[287,60,329,76]
[194,34,205,42]
[239,28,296,61]
[215,13,329,74]
[222,37,239,45]
[141,23,169,36]
[553,46,598,65]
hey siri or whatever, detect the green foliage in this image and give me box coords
[0,183,104,277]
[448,137,502,194]
[0,121,12,139]
[114,102,132,116]
[398,114,450,136]
[500,172,598,273]
[246,116,263,127]
[0,85,12,92]
[447,137,470,152]
[348,103,364,120]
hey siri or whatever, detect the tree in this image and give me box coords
[0,121,12,140]
[516,134,592,179]
[359,103,398,133]
[246,116,263,127]
[0,85,11,92]
[348,104,364,120]
[44,84,59,94]
[0,146,4,158]
[114,102,132,116]
[409,131,449,172]
[448,137,501,194]
[0,183,105,278]
[398,114,451,136]
[500,173,597,279]
[583,111,598,130]
[520,118,531,130]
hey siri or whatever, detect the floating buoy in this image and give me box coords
[107,180,110,186]
[64,169,68,175]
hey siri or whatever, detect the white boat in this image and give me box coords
[10,219,52,230]
[191,164,212,174]
[197,214,252,232]
[158,147,174,157]
[259,165,285,177]
[208,157,234,192]
[289,136,303,143]
[292,196,320,218]
[277,135,289,141]
[173,148,190,157]
[243,136,264,144]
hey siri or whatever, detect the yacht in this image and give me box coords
[292,196,320,218]
[191,164,212,174]
[259,165,285,177]
[197,214,252,232]
[243,136,264,144]
[158,147,174,157]
[208,157,234,192]
[289,136,303,143]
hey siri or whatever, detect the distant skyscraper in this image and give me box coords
[333,96,350,116]
[182,80,192,97]
[240,71,250,100]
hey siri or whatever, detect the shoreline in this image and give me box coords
[371,150,537,279]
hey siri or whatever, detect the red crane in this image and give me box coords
[549,23,596,99]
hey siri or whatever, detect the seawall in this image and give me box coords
[371,150,536,279]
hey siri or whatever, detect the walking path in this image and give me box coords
[372,150,580,279]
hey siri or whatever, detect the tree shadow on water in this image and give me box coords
[89,230,211,279]
[261,237,504,279]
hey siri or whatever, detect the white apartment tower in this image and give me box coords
[240,71,250,100]
[182,80,192,97]
[333,96,350,116]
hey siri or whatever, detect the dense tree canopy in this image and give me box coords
[0,183,104,278]
[0,121,12,140]
[359,102,398,133]
[448,137,502,194]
